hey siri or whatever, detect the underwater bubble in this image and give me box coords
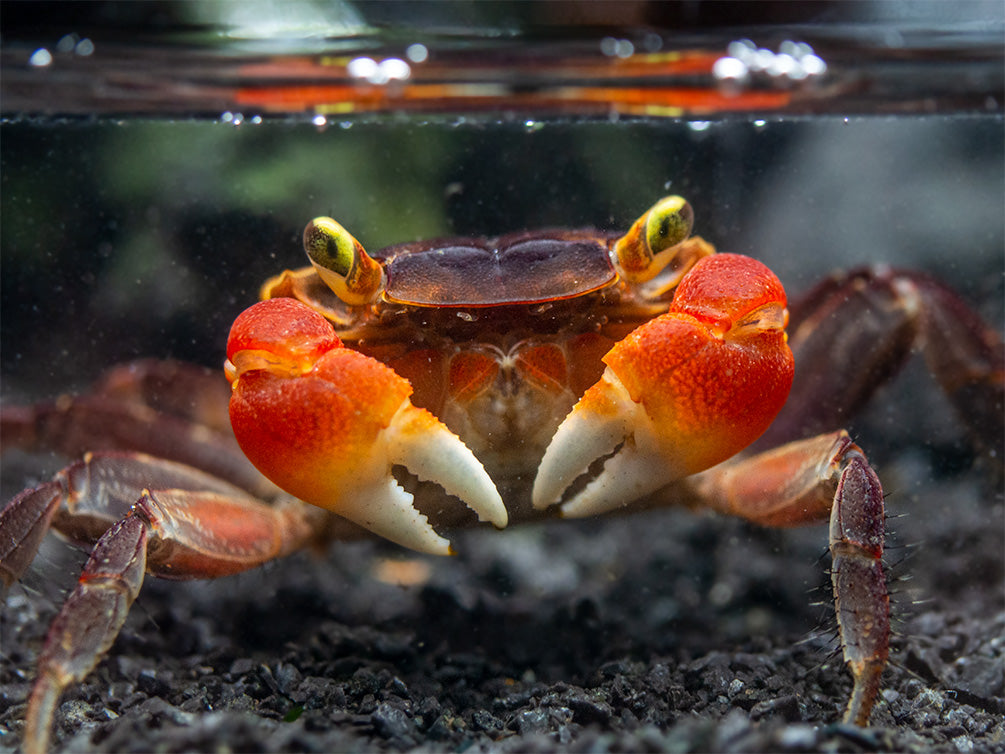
[347,56,378,81]
[767,53,798,78]
[713,56,749,84]
[600,37,634,58]
[380,58,411,82]
[406,43,428,63]
[29,48,53,67]
[348,56,411,84]
[643,32,662,52]
[800,54,827,76]
[727,39,757,58]
[56,34,78,53]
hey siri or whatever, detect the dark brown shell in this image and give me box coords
[380,230,620,307]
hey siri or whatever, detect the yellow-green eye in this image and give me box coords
[645,195,693,257]
[303,217,384,305]
[613,195,696,283]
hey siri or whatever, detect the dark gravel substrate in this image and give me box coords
[2,446,1002,754]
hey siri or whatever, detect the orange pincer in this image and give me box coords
[533,254,794,517]
[226,298,506,554]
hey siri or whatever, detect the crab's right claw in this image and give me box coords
[533,254,795,517]
[226,298,506,555]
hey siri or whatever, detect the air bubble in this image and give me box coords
[29,48,52,67]
[712,56,749,84]
[406,43,428,63]
[600,37,634,58]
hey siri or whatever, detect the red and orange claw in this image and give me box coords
[225,298,507,554]
[533,254,795,517]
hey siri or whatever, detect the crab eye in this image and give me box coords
[645,195,694,257]
[303,217,385,305]
[613,195,695,283]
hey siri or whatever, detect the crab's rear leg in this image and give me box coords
[760,267,1004,464]
[693,431,889,725]
[15,454,328,754]
[1,362,274,498]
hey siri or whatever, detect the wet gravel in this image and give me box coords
[2,445,1002,754]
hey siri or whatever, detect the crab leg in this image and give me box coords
[226,297,507,554]
[533,253,794,515]
[0,483,61,589]
[692,431,889,725]
[1,379,274,499]
[14,454,327,754]
[1,449,285,590]
[757,266,1004,458]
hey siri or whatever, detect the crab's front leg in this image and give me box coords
[12,453,330,754]
[225,297,507,554]
[533,253,795,515]
[692,432,889,726]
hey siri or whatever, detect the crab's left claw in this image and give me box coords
[226,298,507,554]
[533,254,794,517]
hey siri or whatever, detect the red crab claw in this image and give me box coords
[533,254,794,516]
[226,298,507,554]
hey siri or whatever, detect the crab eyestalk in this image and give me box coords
[304,217,385,305]
[612,195,696,283]
[226,298,507,554]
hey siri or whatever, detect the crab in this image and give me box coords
[3,196,1002,754]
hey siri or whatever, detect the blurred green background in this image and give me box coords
[3,117,1002,397]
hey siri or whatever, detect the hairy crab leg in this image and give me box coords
[533,253,794,515]
[226,297,507,554]
[18,479,327,754]
[692,431,889,725]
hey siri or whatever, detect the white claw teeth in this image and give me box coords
[556,442,671,518]
[531,396,628,511]
[332,402,506,556]
[532,369,681,517]
[335,479,453,554]
[387,409,508,531]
